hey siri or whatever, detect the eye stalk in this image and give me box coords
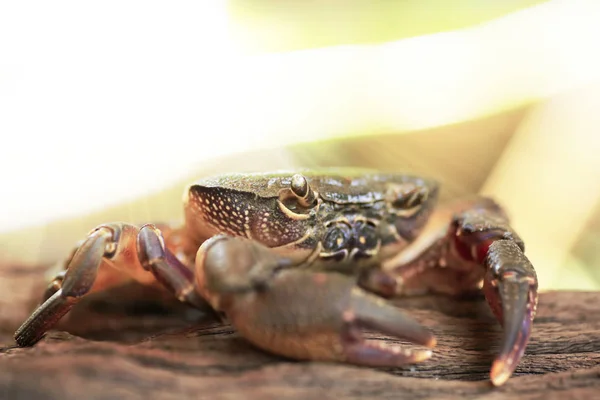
[387,180,439,242]
[291,174,318,208]
[386,183,429,216]
[277,174,320,221]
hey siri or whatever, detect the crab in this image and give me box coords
[14,168,538,386]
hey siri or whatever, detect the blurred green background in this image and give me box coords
[228,0,550,52]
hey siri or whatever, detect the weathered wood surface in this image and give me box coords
[0,276,599,399]
[0,287,600,400]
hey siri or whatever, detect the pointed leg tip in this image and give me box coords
[14,329,43,348]
[414,349,433,363]
[490,359,513,387]
[425,336,437,349]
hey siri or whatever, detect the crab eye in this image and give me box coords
[290,174,317,208]
[388,184,429,211]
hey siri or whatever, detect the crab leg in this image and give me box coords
[195,235,436,367]
[14,226,115,346]
[137,224,207,309]
[450,207,538,386]
[484,240,538,386]
[14,223,207,347]
[384,197,538,386]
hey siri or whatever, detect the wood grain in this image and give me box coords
[1,279,598,400]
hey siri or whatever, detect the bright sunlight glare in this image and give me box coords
[1,0,599,232]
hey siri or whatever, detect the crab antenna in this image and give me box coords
[291,174,317,208]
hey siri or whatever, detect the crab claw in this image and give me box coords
[484,240,538,386]
[228,269,435,367]
[342,281,437,366]
[197,236,435,368]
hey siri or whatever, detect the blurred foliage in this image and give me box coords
[1,0,596,293]
[572,202,600,284]
[228,0,550,52]
[288,106,528,200]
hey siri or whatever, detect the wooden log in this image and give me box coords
[0,280,599,399]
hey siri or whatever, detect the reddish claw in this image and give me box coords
[485,240,538,386]
[449,207,538,386]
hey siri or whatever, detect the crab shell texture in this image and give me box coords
[183,168,439,274]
